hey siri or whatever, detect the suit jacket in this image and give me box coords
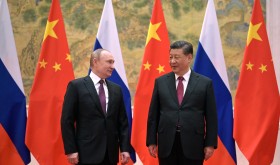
[61,76,130,164]
[146,71,217,160]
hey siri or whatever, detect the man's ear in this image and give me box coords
[187,54,193,61]
[93,58,97,64]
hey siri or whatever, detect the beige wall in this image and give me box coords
[27,0,280,164]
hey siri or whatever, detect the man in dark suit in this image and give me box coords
[61,49,131,165]
[146,41,218,165]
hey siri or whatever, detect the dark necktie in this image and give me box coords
[177,76,184,105]
[99,80,106,114]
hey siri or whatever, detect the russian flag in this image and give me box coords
[193,0,236,164]
[0,0,30,164]
[93,0,136,162]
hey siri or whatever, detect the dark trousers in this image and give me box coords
[78,150,116,165]
[159,132,204,165]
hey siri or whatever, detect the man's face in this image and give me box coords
[94,51,115,79]
[169,48,192,76]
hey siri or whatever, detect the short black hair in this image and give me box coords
[170,40,193,56]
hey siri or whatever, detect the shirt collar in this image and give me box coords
[89,71,106,85]
[175,69,191,80]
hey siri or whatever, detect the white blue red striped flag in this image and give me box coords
[193,0,236,164]
[0,0,30,164]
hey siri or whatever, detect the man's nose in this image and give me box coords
[170,58,176,63]
[111,63,115,69]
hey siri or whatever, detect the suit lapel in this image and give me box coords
[181,71,199,105]
[83,76,105,116]
[166,72,178,104]
[105,80,115,116]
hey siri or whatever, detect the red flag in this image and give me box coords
[25,0,74,164]
[131,0,170,164]
[233,0,280,164]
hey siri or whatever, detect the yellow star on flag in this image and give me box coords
[53,62,61,72]
[143,61,151,70]
[146,22,162,45]
[39,59,47,68]
[259,64,267,73]
[246,61,254,70]
[247,22,262,45]
[43,19,59,42]
[156,64,165,74]
[66,53,72,62]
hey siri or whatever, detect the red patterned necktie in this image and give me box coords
[99,80,106,114]
[177,77,184,105]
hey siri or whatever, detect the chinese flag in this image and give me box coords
[233,0,280,164]
[131,0,170,164]
[25,0,74,164]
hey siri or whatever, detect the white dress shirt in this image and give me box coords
[89,72,108,112]
[175,69,191,95]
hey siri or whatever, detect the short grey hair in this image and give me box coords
[90,48,106,67]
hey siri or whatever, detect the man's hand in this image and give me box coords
[148,144,157,158]
[67,152,79,164]
[120,152,130,165]
[204,146,214,160]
